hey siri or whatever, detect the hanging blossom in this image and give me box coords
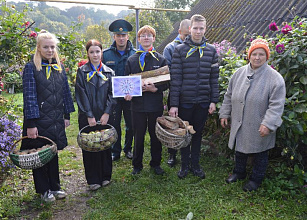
[281,24,292,34]
[276,44,285,53]
[21,21,30,28]
[29,31,37,38]
[269,22,279,31]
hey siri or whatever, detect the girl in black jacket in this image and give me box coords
[75,39,116,191]
[22,30,75,202]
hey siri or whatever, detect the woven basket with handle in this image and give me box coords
[155,117,192,150]
[9,136,57,170]
[77,123,118,152]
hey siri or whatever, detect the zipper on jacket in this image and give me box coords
[51,68,58,143]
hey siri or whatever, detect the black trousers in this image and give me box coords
[82,148,112,185]
[78,115,113,185]
[178,104,209,169]
[131,111,163,169]
[33,154,61,194]
[112,99,133,157]
[168,148,177,155]
[233,150,269,184]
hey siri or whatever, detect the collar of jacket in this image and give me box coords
[41,58,57,64]
[110,40,134,53]
[184,35,207,46]
[82,62,112,74]
[247,61,269,77]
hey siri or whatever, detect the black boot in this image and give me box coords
[167,153,176,167]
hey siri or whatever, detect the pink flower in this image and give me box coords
[276,44,285,53]
[21,21,30,28]
[270,65,275,69]
[29,31,37,38]
[269,22,279,31]
[281,24,292,34]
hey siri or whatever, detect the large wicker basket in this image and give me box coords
[9,136,57,170]
[155,117,192,150]
[77,123,118,152]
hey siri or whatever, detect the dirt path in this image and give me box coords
[52,145,88,220]
[17,145,91,219]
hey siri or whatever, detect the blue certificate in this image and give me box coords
[112,75,142,97]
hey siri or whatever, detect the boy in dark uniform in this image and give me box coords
[103,19,136,161]
[124,25,168,175]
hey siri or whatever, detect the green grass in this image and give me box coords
[82,151,307,220]
[1,93,307,219]
[1,92,23,106]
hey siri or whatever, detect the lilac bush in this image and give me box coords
[0,115,21,172]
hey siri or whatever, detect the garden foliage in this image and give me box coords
[267,17,307,170]
[0,115,21,173]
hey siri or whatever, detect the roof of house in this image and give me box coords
[157,0,307,53]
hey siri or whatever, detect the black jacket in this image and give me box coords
[125,51,168,112]
[75,62,116,129]
[170,35,219,107]
[21,59,75,150]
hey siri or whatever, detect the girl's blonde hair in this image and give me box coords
[33,30,62,72]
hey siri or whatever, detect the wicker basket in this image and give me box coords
[9,136,57,170]
[77,123,118,152]
[155,117,192,150]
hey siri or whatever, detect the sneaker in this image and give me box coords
[125,151,133,159]
[177,168,189,179]
[226,173,246,184]
[41,190,56,202]
[50,190,67,199]
[88,184,101,191]
[102,180,110,187]
[153,166,164,175]
[131,167,142,175]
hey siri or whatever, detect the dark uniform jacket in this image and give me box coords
[75,62,116,129]
[170,35,219,107]
[125,51,168,112]
[21,59,75,150]
[103,40,136,76]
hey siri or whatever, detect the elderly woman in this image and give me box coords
[219,38,286,192]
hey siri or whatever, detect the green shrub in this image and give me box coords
[267,17,307,174]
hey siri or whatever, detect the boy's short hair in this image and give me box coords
[190,14,206,26]
[138,25,156,38]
